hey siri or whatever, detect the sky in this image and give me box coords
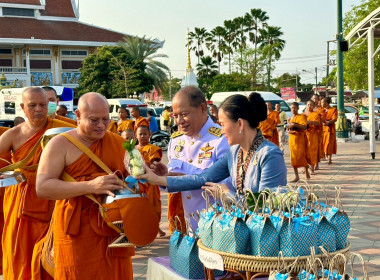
[77,0,362,86]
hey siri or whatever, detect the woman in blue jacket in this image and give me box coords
[138,92,287,194]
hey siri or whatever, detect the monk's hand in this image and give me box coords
[89,174,124,197]
[150,161,168,176]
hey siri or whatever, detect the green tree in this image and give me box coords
[232,48,267,86]
[206,26,226,74]
[188,27,210,65]
[119,36,169,91]
[232,16,248,74]
[210,73,252,93]
[273,73,300,92]
[196,56,218,79]
[343,0,380,89]
[223,20,237,74]
[260,25,285,90]
[160,77,181,101]
[77,45,153,98]
[245,9,269,87]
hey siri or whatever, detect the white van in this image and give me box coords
[108,98,143,120]
[210,91,292,118]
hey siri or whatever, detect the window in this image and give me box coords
[23,60,51,69]
[61,50,88,56]
[268,100,291,112]
[2,7,35,17]
[61,60,83,69]
[345,106,357,114]
[109,105,114,113]
[4,101,15,115]
[0,49,12,54]
[23,49,51,55]
[0,59,12,67]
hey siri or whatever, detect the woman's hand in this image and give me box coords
[201,182,230,196]
[150,161,168,176]
[136,164,161,185]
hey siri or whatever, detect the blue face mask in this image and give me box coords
[47,102,57,116]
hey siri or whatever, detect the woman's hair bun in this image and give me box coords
[248,92,267,122]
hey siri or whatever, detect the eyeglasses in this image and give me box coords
[87,118,111,126]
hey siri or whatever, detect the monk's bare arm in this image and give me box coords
[0,129,14,155]
[36,136,123,200]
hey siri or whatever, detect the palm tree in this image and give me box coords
[188,27,210,65]
[196,56,218,79]
[119,36,169,91]
[223,20,237,74]
[206,26,226,74]
[260,26,285,90]
[245,9,269,88]
[232,16,248,74]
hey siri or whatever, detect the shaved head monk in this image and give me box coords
[37,92,135,279]
[42,86,77,126]
[0,86,75,279]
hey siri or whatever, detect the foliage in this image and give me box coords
[119,36,169,90]
[77,45,153,98]
[343,0,380,89]
[160,77,181,101]
[210,73,252,93]
[273,73,301,92]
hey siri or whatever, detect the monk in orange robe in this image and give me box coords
[287,102,309,182]
[36,92,135,280]
[131,106,149,133]
[167,193,186,234]
[43,86,77,126]
[117,107,134,134]
[0,87,75,279]
[0,127,11,275]
[136,125,165,237]
[304,100,321,175]
[311,94,326,168]
[108,120,118,133]
[321,97,337,164]
[258,117,276,142]
[266,102,280,146]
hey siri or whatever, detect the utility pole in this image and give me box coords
[336,0,348,138]
[168,71,172,100]
[315,67,318,92]
[295,68,298,92]
[326,41,330,97]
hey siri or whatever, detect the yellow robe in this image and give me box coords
[323,107,338,156]
[306,112,321,165]
[52,132,134,280]
[2,118,74,280]
[259,118,276,143]
[288,114,308,168]
[134,116,149,133]
[117,119,134,133]
[107,120,118,134]
[267,111,280,146]
[315,107,326,161]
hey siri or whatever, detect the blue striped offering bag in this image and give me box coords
[325,187,350,250]
[169,217,184,271]
[212,194,250,254]
[198,189,217,248]
[246,192,279,257]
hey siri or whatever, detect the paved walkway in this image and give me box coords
[133,140,380,279]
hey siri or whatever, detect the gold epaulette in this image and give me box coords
[171,131,184,139]
[208,127,223,137]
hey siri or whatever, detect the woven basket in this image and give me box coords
[198,240,350,274]
[108,221,135,248]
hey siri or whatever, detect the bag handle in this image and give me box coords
[334,187,345,212]
[61,133,135,193]
[328,253,347,278]
[349,253,369,280]
[312,184,330,206]
[174,215,183,233]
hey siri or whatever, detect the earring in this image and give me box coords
[239,130,242,134]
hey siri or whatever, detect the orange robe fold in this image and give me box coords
[53,131,134,280]
[117,119,134,133]
[138,144,163,221]
[55,115,77,126]
[288,114,308,168]
[259,118,276,143]
[315,107,326,161]
[2,118,74,280]
[323,107,338,156]
[168,193,185,234]
[268,111,280,146]
[134,116,149,133]
[306,112,321,165]
[107,120,118,133]
[0,127,10,275]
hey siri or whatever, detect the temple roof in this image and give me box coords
[0,17,127,44]
[40,0,75,18]
[0,0,41,5]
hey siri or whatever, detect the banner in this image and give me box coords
[281,87,296,100]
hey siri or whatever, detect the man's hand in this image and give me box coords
[150,161,168,176]
[88,174,124,197]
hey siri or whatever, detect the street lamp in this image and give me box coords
[302,68,318,92]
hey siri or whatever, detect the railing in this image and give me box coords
[0,67,27,74]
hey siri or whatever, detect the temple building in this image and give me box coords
[0,0,163,88]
